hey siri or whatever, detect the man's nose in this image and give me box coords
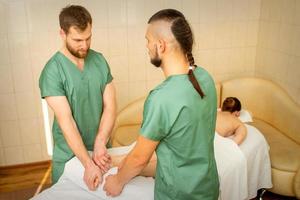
[81,41,88,50]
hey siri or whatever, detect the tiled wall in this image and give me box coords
[0,0,261,166]
[256,0,300,105]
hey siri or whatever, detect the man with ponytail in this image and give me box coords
[104,9,219,200]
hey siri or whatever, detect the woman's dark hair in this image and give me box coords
[59,5,92,33]
[148,9,205,98]
[221,97,242,113]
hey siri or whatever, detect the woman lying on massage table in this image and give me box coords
[216,97,248,145]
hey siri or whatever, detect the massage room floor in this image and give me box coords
[0,161,297,200]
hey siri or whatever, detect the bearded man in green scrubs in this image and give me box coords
[104,9,219,200]
[39,5,116,190]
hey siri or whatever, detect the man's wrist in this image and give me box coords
[95,135,107,146]
[83,157,95,169]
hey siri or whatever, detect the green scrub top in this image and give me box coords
[141,66,219,200]
[39,49,113,183]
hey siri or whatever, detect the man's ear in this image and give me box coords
[60,29,67,40]
[157,39,166,54]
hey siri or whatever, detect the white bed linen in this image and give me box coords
[214,133,248,200]
[32,125,272,200]
[239,124,273,199]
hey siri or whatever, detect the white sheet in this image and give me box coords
[240,124,272,199]
[32,125,272,200]
[214,133,248,200]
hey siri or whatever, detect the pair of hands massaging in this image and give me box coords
[83,141,112,191]
[83,140,125,197]
[82,141,128,197]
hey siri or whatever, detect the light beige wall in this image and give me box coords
[0,0,261,166]
[256,0,300,105]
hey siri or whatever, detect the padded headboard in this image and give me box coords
[221,77,300,144]
[111,84,222,147]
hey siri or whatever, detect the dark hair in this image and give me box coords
[148,9,205,98]
[221,97,242,113]
[59,5,92,33]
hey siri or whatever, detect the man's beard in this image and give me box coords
[66,43,88,59]
[150,48,162,68]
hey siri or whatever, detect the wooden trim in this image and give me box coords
[0,160,52,193]
[0,160,51,170]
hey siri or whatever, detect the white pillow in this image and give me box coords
[238,109,253,123]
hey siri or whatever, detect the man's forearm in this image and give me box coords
[111,153,157,177]
[58,115,92,167]
[116,151,152,185]
[96,107,116,144]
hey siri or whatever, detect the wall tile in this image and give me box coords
[232,22,247,47]
[199,0,217,23]
[44,0,68,32]
[115,82,129,111]
[23,144,43,163]
[194,50,216,75]
[144,0,164,21]
[108,0,127,27]
[19,118,41,145]
[15,92,39,120]
[232,0,248,21]
[215,22,233,48]
[127,0,146,26]
[0,65,14,94]
[91,28,109,56]
[216,0,233,22]
[278,24,295,54]
[11,61,34,93]
[25,0,48,32]
[84,0,108,28]
[0,94,18,121]
[286,56,300,88]
[182,0,200,24]
[128,53,147,82]
[108,27,127,56]
[215,48,231,75]
[281,0,296,25]
[0,149,5,166]
[127,25,147,54]
[0,120,21,147]
[7,0,28,33]
[295,0,300,26]
[0,33,10,65]
[8,32,30,64]
[108,55,129,83]
[246,20,259,46]
[128,81,148,101]
[268,0,282,22]
[248,0,261,20]
[163,0,182,10]
[0,2,7,34]
[4,146,24,165]
[292,26,300,57]
[198,23,216,49]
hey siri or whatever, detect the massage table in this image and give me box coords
[31,124,272,200]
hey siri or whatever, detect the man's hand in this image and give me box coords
[93,140,111,173]
[84,159,103,191]
[103,174,124,197]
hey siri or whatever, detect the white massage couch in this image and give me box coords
[32,124,272,200]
